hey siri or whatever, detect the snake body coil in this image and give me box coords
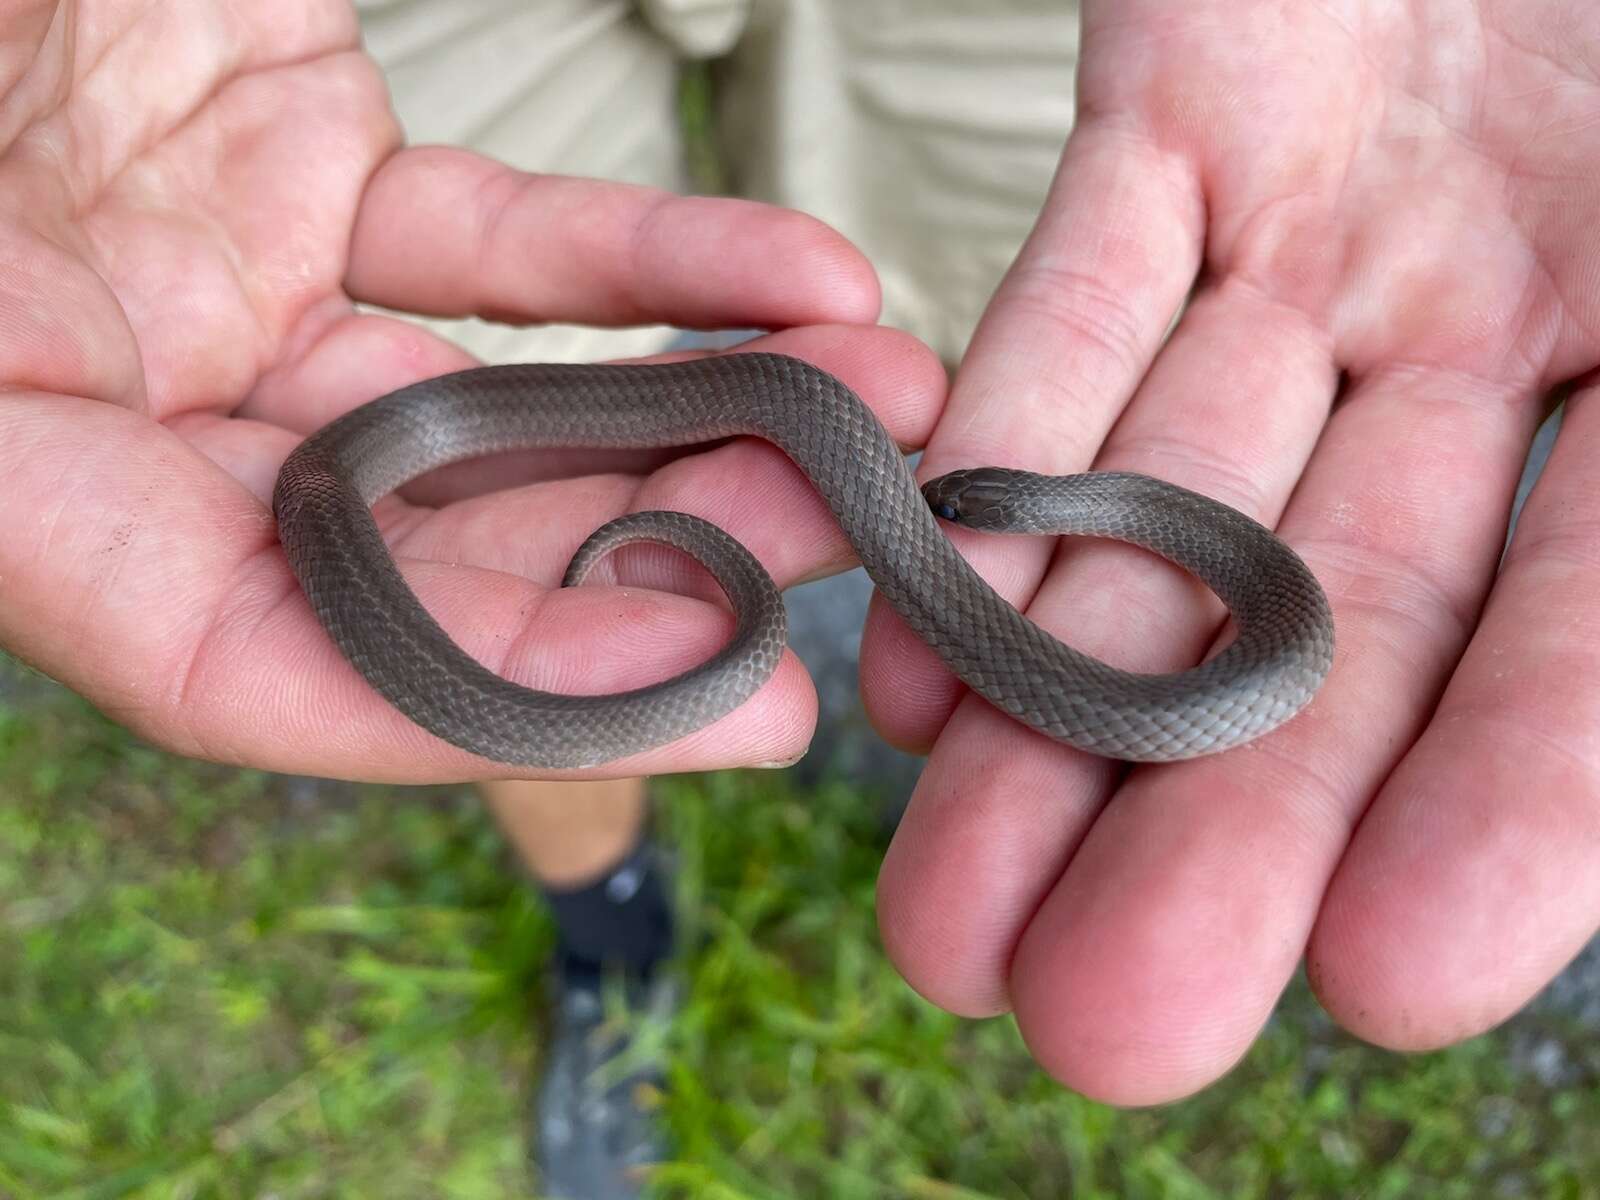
[273,353,1334,767]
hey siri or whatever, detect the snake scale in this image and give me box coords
[273,353,1334,768]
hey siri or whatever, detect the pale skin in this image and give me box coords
[482,777,647,888]
[0,1,928,784]
[1,0,1597,1112]
[864,0,1600,1103]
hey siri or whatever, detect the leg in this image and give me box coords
[486,776,679,1200]
[481,777,648,889]
[481,776,674,982]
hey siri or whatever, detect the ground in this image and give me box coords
[1,655,1595,1199]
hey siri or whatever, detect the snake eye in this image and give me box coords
[935,503,958,521]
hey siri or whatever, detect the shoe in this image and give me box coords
[532,965,678,1199]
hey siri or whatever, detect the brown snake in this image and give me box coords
[273,353,1334,768]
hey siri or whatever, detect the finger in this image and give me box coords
[220,319,940,616]
[1006,364,1542,1104]
[242,308,941,521]
[1311,391,1600,1050]
[859,121,1204,749]
[386,325,946,591]
[878,278,1336,1020]
[345,145,881,331]
[238,309,679,492]
[233,314,943,581]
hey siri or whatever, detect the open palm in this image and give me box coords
[0,1,931,782]
[867,0,1600,1101]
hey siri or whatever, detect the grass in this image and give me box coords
[1,660,1597,1199]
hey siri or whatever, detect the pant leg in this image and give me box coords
[715,0,1080,366]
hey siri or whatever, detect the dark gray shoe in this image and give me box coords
[533,968,678,1199]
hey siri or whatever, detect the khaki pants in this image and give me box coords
[356,0,1079,367]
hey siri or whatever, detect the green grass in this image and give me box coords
[1,662,1596,1199]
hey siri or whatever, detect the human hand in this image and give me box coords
[0,1,941,782]
[865,0,1600,1102]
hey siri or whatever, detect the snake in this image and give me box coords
[272,352,1334,768]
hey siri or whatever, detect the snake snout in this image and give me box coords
[921,467,1017,529]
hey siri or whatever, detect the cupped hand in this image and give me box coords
[0,1,942,782]
[865,0,1600,1102]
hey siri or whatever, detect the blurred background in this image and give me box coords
[2,1,1596,1196]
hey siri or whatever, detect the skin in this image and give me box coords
[0,1,941,786]
[481,778,647,888]
[863,0,1600,1103]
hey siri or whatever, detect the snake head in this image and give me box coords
[921,467,1019,529]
